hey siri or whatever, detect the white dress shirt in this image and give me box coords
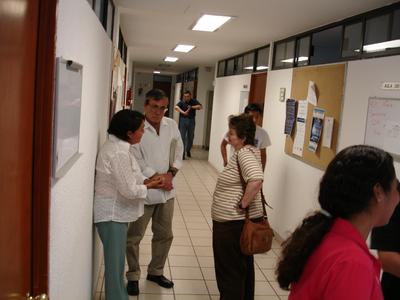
[131,117,183,205]
[94,135,147,223]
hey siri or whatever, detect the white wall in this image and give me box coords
[194,66,215,147]
[262,69,323,239]
[264,56,400,239]
[173,82,182,123]
[210,54,400,240]
[133,72,153,113]
[340,56,400,177]
[51,0,112,299]
[208,74,251,170]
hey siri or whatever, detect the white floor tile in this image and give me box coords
[173,279,208,294]
[170,266,203,280]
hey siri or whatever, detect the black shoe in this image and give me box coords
[187,151,191,158]
[127,280,139,296]
[146,274,174,288]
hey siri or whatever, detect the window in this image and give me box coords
[310,26,342,65]
[243,52,255,73]
[106,0,114,39]
[364,12,400,54]
[94,0,103,20]
[393,9,400,40]
[273,40,295,69]
[217,61,226,77]
[226,58,235,76]
[295,36,310,66]
[342,22,363,57]
[256,46,269,71]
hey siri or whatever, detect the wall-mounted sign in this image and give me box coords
[381,82,400,90]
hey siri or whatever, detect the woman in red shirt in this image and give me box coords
[276,145,400,300]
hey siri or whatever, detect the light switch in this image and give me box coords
[279,88,286,102]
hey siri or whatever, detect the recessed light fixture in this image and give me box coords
[153,71,161,74]
[173,44,195,53]
[191,14,232,32]
[164,56,178,62]
[281,56,308,63]
[363,39,400,53]
[256,66,268,70]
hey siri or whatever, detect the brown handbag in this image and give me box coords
[237,155,274,255]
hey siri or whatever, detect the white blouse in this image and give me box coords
[94,135,147,223]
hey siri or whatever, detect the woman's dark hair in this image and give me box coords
[276,145,395,290]
[244,103,263,114]
[144,88,166,105]
[107,109,144,141]
[229,113,256,146]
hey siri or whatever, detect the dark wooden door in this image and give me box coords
[249,72,268,125]
[0,0,55,298]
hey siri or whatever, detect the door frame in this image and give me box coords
[31,0,57,295]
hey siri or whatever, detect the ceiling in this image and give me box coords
[115,0,396,75]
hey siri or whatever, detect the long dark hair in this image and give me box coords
[107,109,144,141]
[276,145,395,290]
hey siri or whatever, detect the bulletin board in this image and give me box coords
[53,57,83,179]
[365,97,400,157]
[284,63,346,170]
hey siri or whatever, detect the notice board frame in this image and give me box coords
[284,63,346,170]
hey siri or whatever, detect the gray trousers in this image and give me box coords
[126,199,174,281]
[96,221,129,300]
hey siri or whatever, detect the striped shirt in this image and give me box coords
[212,145,264,221]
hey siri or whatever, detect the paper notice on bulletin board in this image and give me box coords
[292,100,308,156]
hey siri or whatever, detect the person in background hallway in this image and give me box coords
[94,110,163,300]
[126,89,183,296]
[221,103,270,170]
[276,145,400,300]
[371,201,400,300]
[175,90,202,159]
[212,114,264,300]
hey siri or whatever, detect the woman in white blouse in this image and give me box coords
[212,114,265,300]
[94,109,162,300]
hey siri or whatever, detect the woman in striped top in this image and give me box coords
[212,114,265,300]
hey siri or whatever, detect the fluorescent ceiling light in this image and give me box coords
[153,71,160,74]
[256,66,268,70]
[173,44,195,53]
[281,56,308,63]
[244,66,254,70]
[363,39,400,53]
[164,57,178,62]
[192,14,232,32]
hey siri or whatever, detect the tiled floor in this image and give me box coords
[95,149,289,300]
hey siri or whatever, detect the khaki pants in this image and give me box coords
[126,198,174,281]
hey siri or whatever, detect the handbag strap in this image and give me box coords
[236,152,268,219]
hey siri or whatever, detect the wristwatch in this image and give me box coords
[168,167,178,177]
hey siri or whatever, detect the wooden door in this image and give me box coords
[249,72,267,125]
[0,0,56,298]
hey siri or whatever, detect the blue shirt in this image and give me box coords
[177,98,201,119]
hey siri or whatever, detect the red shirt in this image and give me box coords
[289,218,383,300]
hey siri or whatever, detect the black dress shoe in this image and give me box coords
[187,151,191,158]
[146,274,174,288]
[127,280,139,296]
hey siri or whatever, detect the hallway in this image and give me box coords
[95,149,288,300]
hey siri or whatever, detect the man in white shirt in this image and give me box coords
[220,104,271,170]
[126,89,183,296]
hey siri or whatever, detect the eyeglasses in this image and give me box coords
[148,104,168,112]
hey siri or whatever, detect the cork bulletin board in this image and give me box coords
[284,63,346,170]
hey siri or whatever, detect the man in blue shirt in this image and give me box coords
[174,90,202,159]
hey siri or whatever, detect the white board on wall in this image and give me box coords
[53,57,83,179]
[365,97,400,156]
